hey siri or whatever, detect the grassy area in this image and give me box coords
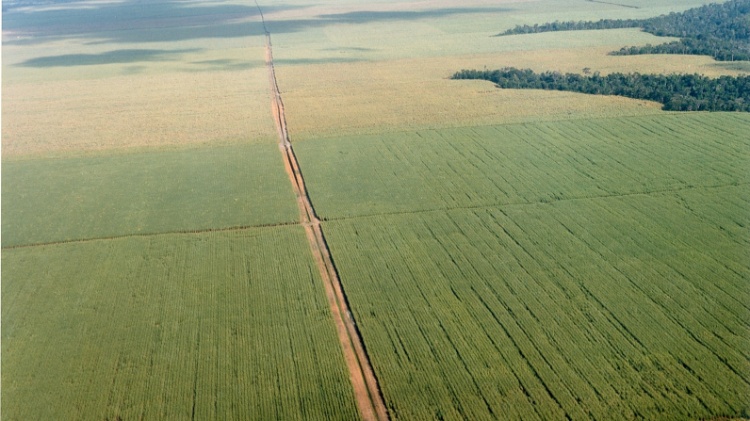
[2,227,361,420]
[3,0,734,156]
[295,113,750,219]
[269,0,744,141]
[2,143,298,247]
[323,191,749,420]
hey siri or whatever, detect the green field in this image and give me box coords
[2,227,361,420]
[323,193,749,419]
[296,113,750,219]
[308,114,750,419]
[2,143,299,247]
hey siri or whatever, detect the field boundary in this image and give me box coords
[258,6,389,420]
[0,221,301,250]
[319,182,748,224]
[6,182,742,251]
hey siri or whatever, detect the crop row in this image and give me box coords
[324,186,749,419]
[2,227,361,420]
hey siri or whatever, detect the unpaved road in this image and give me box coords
[262,24,389,421]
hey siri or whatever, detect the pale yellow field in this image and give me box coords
[2,0,275,158]
[278,31,747,141]
[2,47,276,158]
[264,0,721,63]
[2,68,276,157]
[3,0,735,156]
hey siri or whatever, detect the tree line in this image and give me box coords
[452,68,750,111]
[497,0,750,61]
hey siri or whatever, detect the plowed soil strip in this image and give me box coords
[262,29,389,421]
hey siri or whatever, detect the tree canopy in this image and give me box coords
[452,68,750,111]
[498,0,750,61]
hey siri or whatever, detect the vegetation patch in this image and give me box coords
[499,0,750,61]
[453,67,750,111]
[5,1,750,419]
[301,112,749,419]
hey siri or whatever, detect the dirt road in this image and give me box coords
[261,23,389,421]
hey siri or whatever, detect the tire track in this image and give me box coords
[258,7,389,420]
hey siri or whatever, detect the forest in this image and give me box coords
[498,0,750,61]
[452,68,750,111]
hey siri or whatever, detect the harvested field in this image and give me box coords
[3,0,736,155]
[2,0,274,157]
[263,0,721,63]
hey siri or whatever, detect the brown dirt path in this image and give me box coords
[262,28,389,421]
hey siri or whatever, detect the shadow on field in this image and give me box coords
[2,2,299,44]
[316,8,512,23]
[16,48,200,67]
[4,1,512,45]
[321,47,376,52]
[274,57,366,66]
[713,61,750,73]
[189,58,263,71]
[264,7,512,35]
